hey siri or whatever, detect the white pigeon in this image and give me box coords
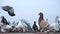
[50,22,59,31]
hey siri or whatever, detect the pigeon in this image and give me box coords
[2,6,15,16]
[1,16,9,25]
[33,21,38,31]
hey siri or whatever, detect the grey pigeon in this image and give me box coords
[2,6,15,16]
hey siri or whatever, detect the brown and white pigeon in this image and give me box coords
[2,6,15,16]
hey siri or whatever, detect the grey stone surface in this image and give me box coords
[0,32,60,34]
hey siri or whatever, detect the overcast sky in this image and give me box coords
[0,0,60,27]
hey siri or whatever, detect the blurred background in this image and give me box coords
[0,0,60,28]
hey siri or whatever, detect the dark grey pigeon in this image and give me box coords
[2,6,15,16]
[1,16,9,25]
[33,21,38,31]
